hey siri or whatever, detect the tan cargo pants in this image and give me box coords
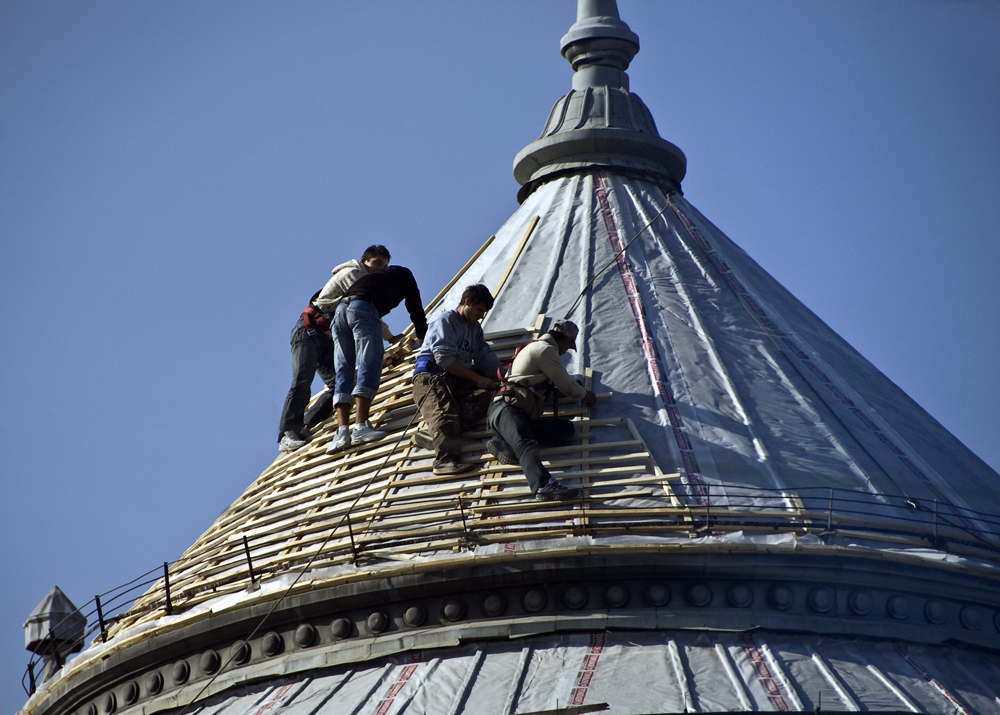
[412,373,494,462]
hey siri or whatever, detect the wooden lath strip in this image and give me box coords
[360,442,418,537]
[625,419,687,509]
[169,429,641,569]
[244,474,671,543]
[381,234,499,366]
[494,216,540,297]
[405,437,647,460]
[194,463,669,567]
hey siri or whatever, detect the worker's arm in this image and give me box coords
[536,346,589,402]
[445,361,497,390]
[425,315,496,390]
[472,330,501,378]
[402,271,427,341]
[381,321,402,343]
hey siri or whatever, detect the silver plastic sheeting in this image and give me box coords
[182,629,1000,714]
[420,171,999,528]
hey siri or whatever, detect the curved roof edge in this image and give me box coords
[20,547,1000,715]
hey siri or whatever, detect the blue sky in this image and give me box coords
[1,1,997,708]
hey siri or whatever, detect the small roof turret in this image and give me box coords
[24,586,86,686]
[514,0,686,198]
[24,586,86,655]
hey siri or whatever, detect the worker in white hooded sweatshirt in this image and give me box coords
[277,244,397,452]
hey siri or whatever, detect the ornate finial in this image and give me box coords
[561,0,640,91]
[513,0,686,199]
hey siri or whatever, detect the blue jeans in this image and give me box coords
[333,298,384,405]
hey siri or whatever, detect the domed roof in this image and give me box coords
[21,3,1000,714]
[49,152,997,715]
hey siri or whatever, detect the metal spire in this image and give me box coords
[513,0,686,199]
[560,0,640,91]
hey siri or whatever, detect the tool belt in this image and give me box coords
[497,382,546,420]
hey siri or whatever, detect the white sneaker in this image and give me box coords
[326,427,352,454]
[279,432,308,452]
[351,420,387,445]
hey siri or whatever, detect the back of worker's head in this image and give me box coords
[361,245,391,263]
[459,284,494,310]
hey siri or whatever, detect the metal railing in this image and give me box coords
[21,483,1000,697]
[21,562,173,697]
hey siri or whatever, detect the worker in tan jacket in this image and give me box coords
[486,319,596,501]
[277,245,398,452]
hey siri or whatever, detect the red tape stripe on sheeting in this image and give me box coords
[739,632,790,711]
[895,641,971,714]
[666,195,984,539]
[249,681,298,715]
[374,653,423,715]
[570,630,607,705]
[593,172,707,502]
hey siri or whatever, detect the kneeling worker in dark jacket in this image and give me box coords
[412,285,500,475]
[487,319,597,501]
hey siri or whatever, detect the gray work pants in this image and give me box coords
[278,318,336,441]
[488,402,575,493]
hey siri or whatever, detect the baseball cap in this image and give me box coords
[550,319,580,350]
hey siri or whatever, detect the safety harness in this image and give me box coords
[302,290,331,333]
[495,340,560,418]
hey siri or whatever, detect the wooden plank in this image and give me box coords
[494,216,540,297]
[625,419,687,509]
[425,234,496,314]
[382,234,498,366]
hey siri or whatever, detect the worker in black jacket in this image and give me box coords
[328,265,428,453]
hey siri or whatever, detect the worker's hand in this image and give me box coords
[475,375,498,391]
[583,390,597,407]
[389,333,404,344]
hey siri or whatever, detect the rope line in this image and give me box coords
[175,408,422,715]
[562,185,670,320]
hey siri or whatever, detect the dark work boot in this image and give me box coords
[534,481,579,501]
[486,437,518,465]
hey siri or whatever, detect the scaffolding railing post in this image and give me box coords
[95,595,107,643]
[827,488,834,531]
[346,513,358,563]
[705,481,711,532]
[457,496,470,543]
[242,535,257,586]
[163,562,173,616]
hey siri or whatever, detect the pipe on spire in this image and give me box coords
[561,0,640,91]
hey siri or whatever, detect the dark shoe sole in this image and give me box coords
[433,462,476,476]
[534,488,580,501]
[486,437,518,465]
[411,431,434,451]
